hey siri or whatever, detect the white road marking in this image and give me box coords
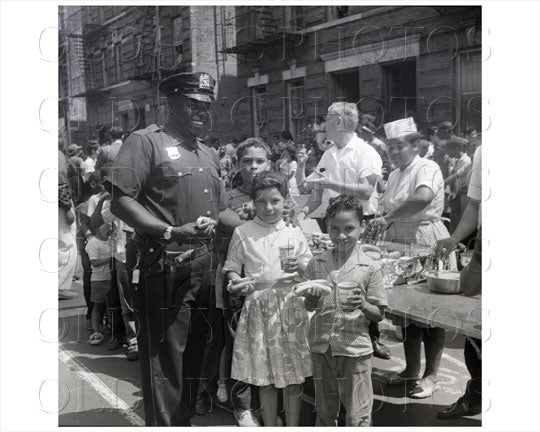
[59,349,144,426]
[442,352,468,371]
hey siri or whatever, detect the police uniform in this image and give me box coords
[106,72,228,426]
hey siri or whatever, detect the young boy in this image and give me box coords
[303,194,388,426]
[85,222,113,345]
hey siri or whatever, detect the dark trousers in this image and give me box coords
[464,337,482,406]
[222,285,258,412]
[79,247,93,320]
[197,292,225,397]
[135,251,213,426]
[369,321,380,341]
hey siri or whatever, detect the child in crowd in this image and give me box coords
[223,171,313,426]
[199,137,272,426]
[85,222,113,346]
[303,194,388,426]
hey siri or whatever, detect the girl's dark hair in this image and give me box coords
[236,137,272,161]
[282,130,293,141]
[251,171,288,200]
[325,194,364,222]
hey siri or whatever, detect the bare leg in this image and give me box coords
[259,385,278,426]
[91,302,106,334]
[401,325,423,377]
[283,384,302,426]
[423,327,446,379]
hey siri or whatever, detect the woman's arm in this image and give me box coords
[384,186,435,223]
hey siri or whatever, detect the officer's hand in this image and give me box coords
[304,286,324,301]
[434,237,459,259]
[173,223,212,242]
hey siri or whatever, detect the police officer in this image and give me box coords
[106,72,234,426]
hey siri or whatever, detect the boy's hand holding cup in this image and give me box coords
[346,288,367,311]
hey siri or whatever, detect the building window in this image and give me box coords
[457,49,481,132]
[287,79,305,141]
[250,86,267,137]
[133,33,144,67]
[382,60,417,122]
[114,42,122,83]
[328,6,350,21]
[121,113,129,132]
[101,48,108,88]
[172,16,184,67]
[286,6,304,30]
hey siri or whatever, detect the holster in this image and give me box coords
[163,249,194,309]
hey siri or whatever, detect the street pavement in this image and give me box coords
[58,274,482,427]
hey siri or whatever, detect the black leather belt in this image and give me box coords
[165,240,214,261]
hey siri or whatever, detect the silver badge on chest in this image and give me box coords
[166,146,181,160]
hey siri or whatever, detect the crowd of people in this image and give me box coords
[57,70,482,426]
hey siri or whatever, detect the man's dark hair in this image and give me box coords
[109,126,124,140]
[325,194,364,223]
[86,142,100,155]
[251,171,288,200]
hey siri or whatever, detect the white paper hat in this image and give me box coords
[383,117,417,139]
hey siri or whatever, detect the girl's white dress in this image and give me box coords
[223,217,313,388]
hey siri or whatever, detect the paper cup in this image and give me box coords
[337,282,358,307]
[279,244,295,270]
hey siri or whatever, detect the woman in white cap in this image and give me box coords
[372,132,456,399]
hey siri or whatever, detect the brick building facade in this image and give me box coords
[223,6,482,143]
[59,6,241,145]
[59,6,482,146]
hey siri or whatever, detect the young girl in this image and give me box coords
[205,137,272,426]
[303,194,388,426]
[223,171,313,426]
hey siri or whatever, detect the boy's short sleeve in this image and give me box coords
[222,227,245,275]
[366,262,388,308]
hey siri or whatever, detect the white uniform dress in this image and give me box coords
[381,155,456,326]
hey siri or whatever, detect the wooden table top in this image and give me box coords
[385,282,482,339]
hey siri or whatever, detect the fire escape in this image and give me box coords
[221,6,302,61]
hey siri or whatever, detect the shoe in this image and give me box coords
[409,377,440,399]
[437,397,481,419]
[89,332,104,345]
[107,338,122,350]
[195,394,211,416]
[216,381,228,403]
[125,340,139,361]
[386,372,421,386]
[234,409,260,427]
[372,339,391,359]
[59,290,78,300]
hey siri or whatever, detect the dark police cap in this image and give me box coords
[159,72,215,102]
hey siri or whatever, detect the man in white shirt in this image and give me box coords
[297,102,382,222]
[295,102,390,359]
